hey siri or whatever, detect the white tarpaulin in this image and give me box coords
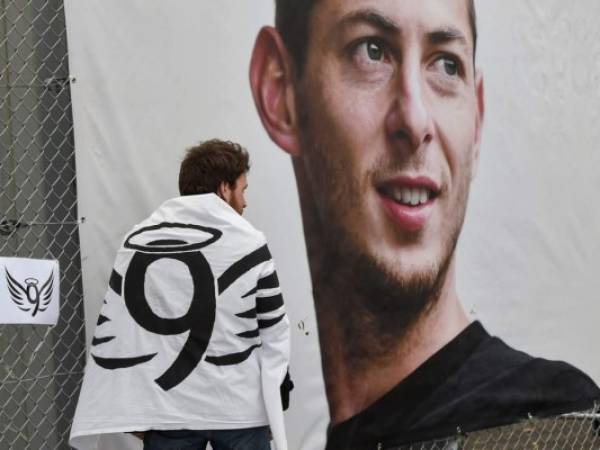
[63,1,600,449]
[0,257,60,325]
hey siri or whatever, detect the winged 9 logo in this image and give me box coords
[5,268,55,317]
[91,222,271,391]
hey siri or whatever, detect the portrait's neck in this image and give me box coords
[293,161,470,424]
[320,261,469,424]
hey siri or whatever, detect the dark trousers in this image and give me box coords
[143,427,271,450]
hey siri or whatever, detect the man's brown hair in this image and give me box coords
[179,139,250,196]
[275,0,478,76]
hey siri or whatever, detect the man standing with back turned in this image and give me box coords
[70,139,290,450]
[249,0,600,448]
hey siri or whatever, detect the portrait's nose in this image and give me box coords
[386,63,433,150]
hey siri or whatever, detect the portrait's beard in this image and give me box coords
[325,234,457,371]
[295,97,467,371]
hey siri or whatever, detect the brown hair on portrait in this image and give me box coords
[275,0,478,75]
[178,139,250,196]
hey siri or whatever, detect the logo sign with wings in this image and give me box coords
[5,270,54,316]
[0,257,60,325]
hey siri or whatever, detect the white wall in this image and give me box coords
[64,1,600,449]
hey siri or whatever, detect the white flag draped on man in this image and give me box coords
[70,194,290,450]
[0,257,60,325]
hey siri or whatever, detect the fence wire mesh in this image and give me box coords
[0,0,85,449]
[382,408,600,450]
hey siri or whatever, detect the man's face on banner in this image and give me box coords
[295,0,483,291]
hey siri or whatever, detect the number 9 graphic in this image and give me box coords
[123,223,222,391]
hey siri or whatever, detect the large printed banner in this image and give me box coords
[64,1,600,449]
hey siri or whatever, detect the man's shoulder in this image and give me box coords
[141,195,266,240]
[112,196,268,273]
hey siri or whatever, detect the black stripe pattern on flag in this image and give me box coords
[97,314,111,326]
[257,271,279,290]
[237,328,260,339]
[236,308,257,319]
[205,344,261,366]
[256,294,284,314]
[242,286,258,298]
[109,269,122,295]
[218,245,271,294]
[258,313,286,329]
[92,353,156,369]
[92,336,115,346]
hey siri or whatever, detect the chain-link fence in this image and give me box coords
[0,0,85,449]
[380,409,600,450]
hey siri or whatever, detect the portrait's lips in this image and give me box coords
[376,175,440,233]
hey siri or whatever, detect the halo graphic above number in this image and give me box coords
[124,222,222,253]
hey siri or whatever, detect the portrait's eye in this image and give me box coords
[427,54,466,95]
[442,58,458,76]
[347,37,394,82]
[352,38,390,65]
[366,40,384,61]
[432,55,462,77]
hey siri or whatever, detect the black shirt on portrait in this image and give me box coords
[326,321,600,450]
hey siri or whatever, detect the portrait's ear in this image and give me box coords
[249,26,301,156]
[471,69,485,179]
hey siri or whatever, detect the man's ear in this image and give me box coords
[249,26,301,156]
[471,69,485,179]
[217,181,231,203]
